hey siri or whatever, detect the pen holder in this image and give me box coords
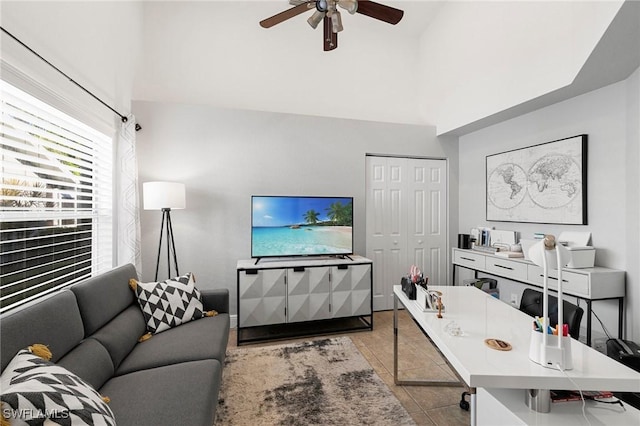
[529,329,573,370]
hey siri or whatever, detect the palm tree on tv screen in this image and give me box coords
[303,209,320,224]
[326,201,353,226]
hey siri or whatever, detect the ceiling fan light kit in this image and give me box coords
[260,0,404,52]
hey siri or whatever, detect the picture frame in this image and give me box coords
[486,134,588,224]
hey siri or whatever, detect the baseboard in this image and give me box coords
[230,314,237,329]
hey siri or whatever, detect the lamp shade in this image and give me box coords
[143,182,186,210]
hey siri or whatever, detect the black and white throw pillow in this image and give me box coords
[0,348,116,426]
[131,272,204,334]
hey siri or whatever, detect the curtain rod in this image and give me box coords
[1,26,141,131]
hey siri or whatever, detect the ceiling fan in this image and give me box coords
[260,0,404,51]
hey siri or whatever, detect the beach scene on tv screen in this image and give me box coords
[252,197,353,257]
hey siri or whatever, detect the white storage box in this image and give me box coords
[565,246,595,268]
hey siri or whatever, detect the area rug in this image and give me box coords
[215,336,415,425]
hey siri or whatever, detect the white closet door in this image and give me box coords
[407,159,448,286]
[366,156,408,311]
[366,156,448,310]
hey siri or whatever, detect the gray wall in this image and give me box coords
[134,101,458,318]
[457,69,640,343]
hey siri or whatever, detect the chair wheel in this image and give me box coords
[459,391,470,411]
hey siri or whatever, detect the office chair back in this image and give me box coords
[519,288,584,339]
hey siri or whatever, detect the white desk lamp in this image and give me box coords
[528,234,573,370]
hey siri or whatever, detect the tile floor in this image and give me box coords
[227,310,471,426]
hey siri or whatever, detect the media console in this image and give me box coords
[236,256,373,345]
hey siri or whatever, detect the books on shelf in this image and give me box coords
[550,390,613,402]
[472,246,499,254]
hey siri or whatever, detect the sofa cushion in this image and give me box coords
[115,314,230,376]
[90,305,147,371]
[0,348,116,426]
[0,291,84,372]
[71,263,138,336]
[201,288,230,314]
[57,339,115,391]
[130,272,205,334]
[99,359,221,426]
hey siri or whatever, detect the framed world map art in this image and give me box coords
[486,134,588,224]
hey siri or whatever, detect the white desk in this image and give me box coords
[393,285,640,425]
[452,248,625,346]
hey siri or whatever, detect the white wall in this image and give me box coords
[418,0,623,134]
[0,1,143,134]
[625,67,640,343]
[135,1,424,125]
[458,70,640,342]
[133,100,458,315]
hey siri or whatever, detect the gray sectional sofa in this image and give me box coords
[0,264,230,425]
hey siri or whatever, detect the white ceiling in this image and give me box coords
[134,1,444,125]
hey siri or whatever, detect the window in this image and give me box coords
[1,80,113,313]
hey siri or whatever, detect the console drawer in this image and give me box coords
[527,266,589,297]
[454,250,486,270]
[485,258,528,281]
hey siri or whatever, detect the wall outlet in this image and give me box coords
[510,293,518,306]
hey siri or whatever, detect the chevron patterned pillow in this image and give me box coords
[130,272,204,334]
[0,347,115,426]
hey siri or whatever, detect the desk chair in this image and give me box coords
[519,288,584,339]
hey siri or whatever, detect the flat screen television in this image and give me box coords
[251,195,353,259]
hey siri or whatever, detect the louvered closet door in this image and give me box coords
[366,156,448,310]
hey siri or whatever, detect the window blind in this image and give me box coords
[1,80,113,313]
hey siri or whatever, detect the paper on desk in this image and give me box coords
[490,230,516,246]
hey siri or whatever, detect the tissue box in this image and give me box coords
[566,246,595,268]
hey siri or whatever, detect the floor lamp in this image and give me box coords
[143,182,186,281]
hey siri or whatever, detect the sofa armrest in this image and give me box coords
[201,289,229,314]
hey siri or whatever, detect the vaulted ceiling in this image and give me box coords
[2,1,638,135]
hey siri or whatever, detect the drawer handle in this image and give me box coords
[460,257,476,262]
[494,264,514,271]
[293,267,305,272]
[540,275,569,283]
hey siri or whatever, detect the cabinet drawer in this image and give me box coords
[527,266,589,297]
[454,250,486,270]
[485,258,527,281]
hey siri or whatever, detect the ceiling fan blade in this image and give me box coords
[356,0,404,25]
[260,2,314,28]
[323,16,338,51]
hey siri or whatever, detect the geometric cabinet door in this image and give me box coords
[287,267,332,323]
[238,268,286,327]
[331,264,372,319]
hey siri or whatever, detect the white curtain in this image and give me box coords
[116,115,142,273]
